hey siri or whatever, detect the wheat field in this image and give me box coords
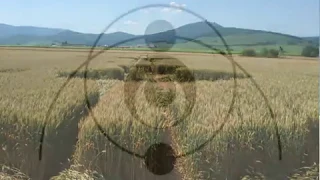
[0,47,318,179]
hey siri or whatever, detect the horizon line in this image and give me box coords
[0,21,318,38]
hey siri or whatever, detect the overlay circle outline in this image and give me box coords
[38,3,282,162]
[84,34,236,158]
[123,54,197,129]
[83,4,237,158]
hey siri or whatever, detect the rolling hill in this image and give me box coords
[0,21,318,55]
[0,23,65,38]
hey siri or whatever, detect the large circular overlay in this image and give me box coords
[39,3,282,178]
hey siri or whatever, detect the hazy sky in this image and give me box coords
[1,0,319,37]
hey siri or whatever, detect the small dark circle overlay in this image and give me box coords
[38,3,282,177]
[144,142,176,175]
[144,19,176,52]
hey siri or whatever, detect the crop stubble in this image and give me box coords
[0,48,318,179]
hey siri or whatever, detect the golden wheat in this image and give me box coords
[0,48,317,179]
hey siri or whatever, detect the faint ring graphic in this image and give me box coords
[38,3,282,174]
[123,54,197,129]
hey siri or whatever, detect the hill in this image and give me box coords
[0,24,65,38]
[302,36,319,45]
[0,21,318,55]
[173,29,317,55]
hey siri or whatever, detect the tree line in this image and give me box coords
[241,45,319,58]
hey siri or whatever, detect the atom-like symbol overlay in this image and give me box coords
[38,4,282,176]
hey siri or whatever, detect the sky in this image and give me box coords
[1,0,319,37]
